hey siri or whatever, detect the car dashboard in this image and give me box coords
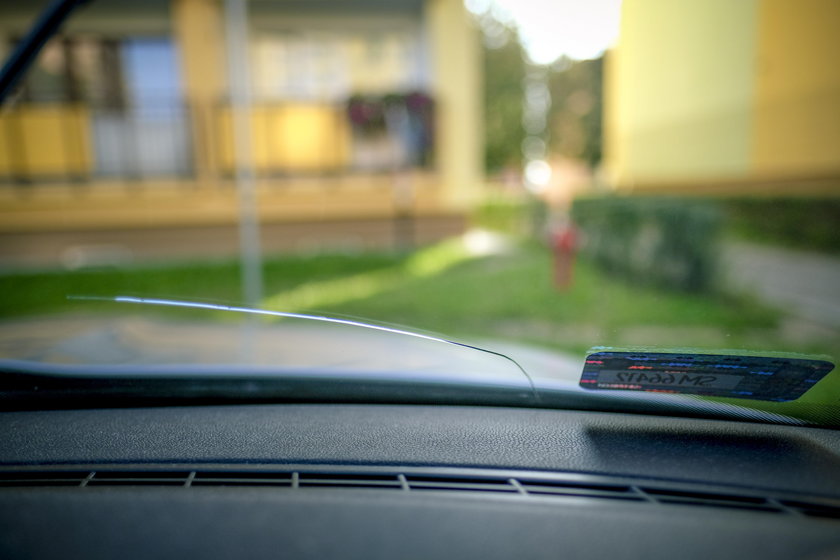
[1,403,840,559]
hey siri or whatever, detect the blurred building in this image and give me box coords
[604,0,840,195]
[0,0,482,267]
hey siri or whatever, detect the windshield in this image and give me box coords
[0,0,837,427]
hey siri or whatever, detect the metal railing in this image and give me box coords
[0,95,435,185]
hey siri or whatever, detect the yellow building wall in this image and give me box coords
[218,104,351,172]
[0,0,477,240]
[606,0,840,193]
[752,0,840,178]
[425,0,482,207]
[172,0,227,185]
[0,105,93,177]
[605,0,757,188]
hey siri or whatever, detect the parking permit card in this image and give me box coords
[579,350,835,402]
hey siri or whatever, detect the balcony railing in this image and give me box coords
[0,95,435,185]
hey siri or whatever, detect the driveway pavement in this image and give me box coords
[724,241,840,329]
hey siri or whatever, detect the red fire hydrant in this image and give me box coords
[551,222,578,290]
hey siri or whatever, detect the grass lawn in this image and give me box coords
[4,237,830,359]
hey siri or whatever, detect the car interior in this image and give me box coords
[2,402,840,559]
[1,0,839,558]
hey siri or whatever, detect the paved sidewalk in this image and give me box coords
[724,241,840,329]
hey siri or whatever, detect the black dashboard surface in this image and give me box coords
[2,404,840,559]
[3,404,840,495]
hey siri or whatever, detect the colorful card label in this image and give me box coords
[579,350,835,402]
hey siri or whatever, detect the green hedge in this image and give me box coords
[723,197,840,254]
[572,196,723,292]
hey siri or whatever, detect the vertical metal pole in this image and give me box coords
[224,0,263,308]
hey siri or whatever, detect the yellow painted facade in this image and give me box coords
[605,0,840,194]
[217,104,351,172]
[0,0,481,243]
[172,0,228,184]
[0,172,443,233]
[0,105,93,176]
[425,0,483,207]
[752,0,840,178]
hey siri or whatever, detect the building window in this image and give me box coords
[251,30,425,101]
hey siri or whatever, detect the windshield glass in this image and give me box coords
[1,296,534,385]
[0,0,837,427]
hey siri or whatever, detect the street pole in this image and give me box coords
[224,0,263,309]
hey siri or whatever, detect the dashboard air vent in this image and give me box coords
[1,467,838,521]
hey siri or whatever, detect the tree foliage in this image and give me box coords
[480,19,527,173]
[477,11,605,172]
[547,57,604,167]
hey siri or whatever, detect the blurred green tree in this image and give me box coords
[478,14,527,173]
[548,56,603,168]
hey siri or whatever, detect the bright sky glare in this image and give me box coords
[466,0,622,64]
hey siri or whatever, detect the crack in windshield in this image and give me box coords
[67,295,540,399]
